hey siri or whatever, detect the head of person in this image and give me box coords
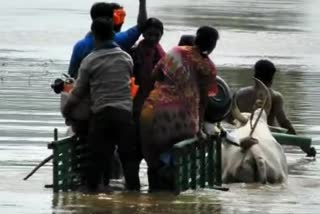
[254,59,277,87]
[178,35,195,46]
[194,26,219,57]
[90,2,126,33]
[141,18,164,46]
[91,17,115,46]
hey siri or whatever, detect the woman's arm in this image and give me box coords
[197,59,217,135]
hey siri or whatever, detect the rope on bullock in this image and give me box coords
[240,78,270,150]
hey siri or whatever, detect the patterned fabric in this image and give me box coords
[140,46,217,167]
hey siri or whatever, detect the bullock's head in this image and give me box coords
[231,78,272,128]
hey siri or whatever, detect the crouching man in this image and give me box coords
[63,17,141,192]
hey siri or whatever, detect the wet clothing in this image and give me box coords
[68,26,140,78]
[140,46,218,170]
[236,86,296,134]
[87,107,140,191]
[69,40,141,191]
[70,42,133,113]
[130,40,165,121]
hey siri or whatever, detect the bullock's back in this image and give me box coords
[222,110,288,183]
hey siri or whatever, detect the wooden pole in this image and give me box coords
[23,154,53,180]
[23,128,58,181]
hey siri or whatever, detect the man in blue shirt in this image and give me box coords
[68,0,147,78]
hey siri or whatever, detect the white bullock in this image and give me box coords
[222,109,288,183]
[221,78,288,184]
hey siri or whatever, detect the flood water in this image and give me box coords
[0,0,320,213]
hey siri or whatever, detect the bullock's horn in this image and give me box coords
[231,92,248,124]
[253,78,272,115]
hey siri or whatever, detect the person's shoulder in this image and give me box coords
[271,89,283,97]
[74,33,93,47]
[237,86,254,95]
[130,40,143,52]
[166,46,188,57]
[234,86,254,100]
[156,44,166,58]
[111,47,133,62]
[270,89,284,102]
[71,34,94,62]
[80,51,96,67]
[110,48,133,69]
[120,48,133,59]
[176,45,192,53]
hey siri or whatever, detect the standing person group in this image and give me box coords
[62,0,296,193]
[63,17,141,191]
[63,0,147,192]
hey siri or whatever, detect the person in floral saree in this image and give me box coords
[140,26,220,191]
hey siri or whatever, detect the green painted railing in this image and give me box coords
[272,132,316,157]
[172,134,224,194]
[48,129,224,193]
[48,130,88,193]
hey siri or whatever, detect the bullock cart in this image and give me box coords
[41,76,315,193]
[46,125,315,194]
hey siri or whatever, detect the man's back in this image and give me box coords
[235,86,256,113]
[236,86,296,134]
[72,46,133,114]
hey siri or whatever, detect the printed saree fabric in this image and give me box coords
[140,46,217,165]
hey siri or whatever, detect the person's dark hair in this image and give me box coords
[91,17,114,41]
[254,60,277,85]
[178,35,195,46]
[141,18,164,34]
[90,2,121,20]
[194,26,219,55]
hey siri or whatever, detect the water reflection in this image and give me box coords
[1,0,320,213]
[52,192,223,214]
[51,174,320,214]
